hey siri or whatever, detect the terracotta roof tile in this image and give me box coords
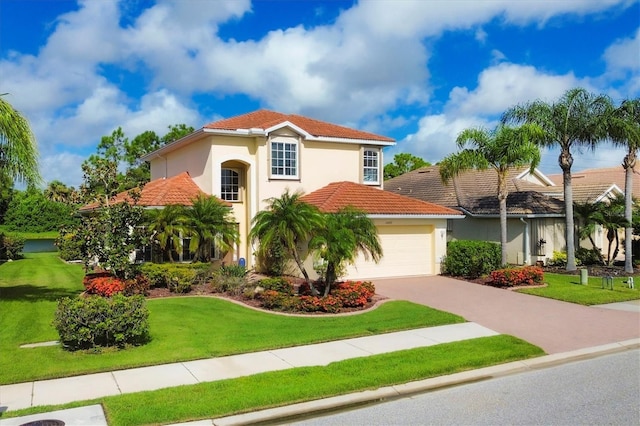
[301,181,461,216]
[204,109,394,142]
[80,172,229,211]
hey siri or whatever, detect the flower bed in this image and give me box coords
[487,266,544,288]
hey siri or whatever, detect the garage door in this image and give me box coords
[345,225,432,279]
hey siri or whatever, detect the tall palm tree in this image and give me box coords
[608,98,640,273]
[145,205,187,262]
[0,95,41,186]
[502,87,612,271]
[309,206,382,296]
[439,124,543,266]
[184,195,239,262]
[249,189,323,294]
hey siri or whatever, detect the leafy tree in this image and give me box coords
[249,189,323,294]
[309,206,382,295]
[384,153,429,180]
[0,170,13,223]
[3,187,78,232]
[439,124,543,266]
[183,195,239,262]
[161,124,194,144]
[44,180,79,204]
[608,98,640,272]
[0,95,41,186]
[503,88,613,271]
[145,205,187,262]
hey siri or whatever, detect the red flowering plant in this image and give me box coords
[332,281,375,307]
[83,272,125,296]
[488,266,544,287]
[297,295,343,313]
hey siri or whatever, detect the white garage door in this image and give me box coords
[345,225,432,279]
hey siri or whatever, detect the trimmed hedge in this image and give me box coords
[53,294,150,350]
[442,240,501,279]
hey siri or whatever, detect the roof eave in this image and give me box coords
[367,214,464,219]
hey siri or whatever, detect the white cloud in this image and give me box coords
[40,152,87,188]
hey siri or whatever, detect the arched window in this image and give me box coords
[221,168,240,201]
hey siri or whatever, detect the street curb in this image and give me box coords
[210,338,640,426]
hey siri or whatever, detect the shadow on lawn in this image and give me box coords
[0,284,80,302]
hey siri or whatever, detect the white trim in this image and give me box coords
[515,167,556,186]
[594,184,624,203]
[268,135,299,180]
[367,214,464,219]
[362,147,381,185]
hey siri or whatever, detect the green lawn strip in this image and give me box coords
[1,254,464,384]
[2,335,544,425]
[518,272,640,305]
[0,227,59,240]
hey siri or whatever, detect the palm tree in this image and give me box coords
[439,124,543,266]
[0,95,41,186]
[594,195,628,265]
[503,87,613,271]
[309,206,382,296]
[145,205,187,262]
[44,180,73,204]
[249,189,323,294]
[608,98,640,273]
[184,195,239,262]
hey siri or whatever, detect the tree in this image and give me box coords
[309,206,382,295]
[608,98,640,272]
[503,88,612,271]
[249,189,323,294]
[4,187,78,232]
[183,195,239,263]
[439,124,543,266]
[145,205,187,262]
[0,95,41,186]
[384,153,430,180]
[44,180,79,204]
[593,195,628,265]
[573,200,604,253]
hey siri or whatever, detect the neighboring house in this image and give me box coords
[133,109,462,279]
[385,165,567,265]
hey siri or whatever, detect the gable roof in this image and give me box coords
[204,109,395,143]
[301,181,462,217]
[385,165,564,217]
[80,172,228,211]
[547,166,640,200]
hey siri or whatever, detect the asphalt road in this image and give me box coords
[289,349,640,425]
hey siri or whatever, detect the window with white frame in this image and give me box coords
[221,168,240,201]
[271,140,298,178]
[363,149,379,184]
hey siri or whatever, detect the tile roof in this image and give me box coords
[204,109,394,142]
[384,165,564,216]
[80,172,229,211]
[301,181,461,216]
[547,166,640,199]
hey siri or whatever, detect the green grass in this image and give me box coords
[0,253,464,384]
[518,272,640,305]
[3,335,544,425]
[0,226,59,240]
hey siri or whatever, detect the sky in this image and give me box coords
[1,0,639,188]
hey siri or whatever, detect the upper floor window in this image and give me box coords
[363,149,379,184]
[221,168,240,201]
[271,140,298,179]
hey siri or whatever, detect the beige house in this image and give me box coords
[141,110,461,279]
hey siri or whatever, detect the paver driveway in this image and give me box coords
[373,275,640,354]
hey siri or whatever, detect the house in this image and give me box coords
[137,109,462,279]
[385,165,567,265]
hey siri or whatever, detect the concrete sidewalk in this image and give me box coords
[0,322,497,413]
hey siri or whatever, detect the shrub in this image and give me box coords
[442,240,501,278]
[53,294,150,350]
[167,268,196,293]
[488,266,544,287]
[139,263,207,293]
[575,247,602,265]
[83,272,125,296]
[0,232,25,260]
[297,295,343,313]
[123,274,151,296]
[56,229,84,261]
[548,250,567,266]
[218,263,248,278]
[298,281,327,296]
[332,281,375,308]
[259,290,297,311]
[259,277,295,295]
[210,275,248,295]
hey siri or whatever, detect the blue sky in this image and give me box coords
[1,0,638,188]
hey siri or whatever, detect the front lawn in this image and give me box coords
[4,335,543,425]
[517,272,640,305]
[1,253,464,384]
